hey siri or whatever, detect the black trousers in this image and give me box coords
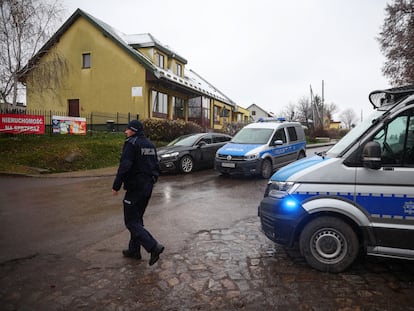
[123,185,157,253]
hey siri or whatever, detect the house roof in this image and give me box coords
[126,33,187,64]
[246,103,274,116]
[21,8,235,107]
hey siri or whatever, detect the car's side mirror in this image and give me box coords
[197,141,207,147]
[362,141,382,169]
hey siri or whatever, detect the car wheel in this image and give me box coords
[297,151,306,160]
[180,155,194,173]
[260,159,272,179]
[299,216,359,273]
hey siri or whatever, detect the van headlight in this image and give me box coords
[264,181,295,197]
[244,153,259,160]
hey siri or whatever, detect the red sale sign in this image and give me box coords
[0,114,45,134]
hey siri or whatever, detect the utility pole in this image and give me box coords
[321,80,324,129]
[310,84,315,130]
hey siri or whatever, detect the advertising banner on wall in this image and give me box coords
[52,116,87,135]
[0,114,45,134]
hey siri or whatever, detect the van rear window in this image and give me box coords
[287,127,298,141]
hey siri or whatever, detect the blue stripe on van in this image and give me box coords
[292,191,414,219]
[270,155,328,181]
[261,141,306,158]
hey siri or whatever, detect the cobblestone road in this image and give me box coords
[1,217,414,311]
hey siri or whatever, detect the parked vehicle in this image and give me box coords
[215,118,306,178]
[157,133,232,174]
[258,85,414,273]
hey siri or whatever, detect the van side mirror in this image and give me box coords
[272,140,283,146]
[362,141,382,169]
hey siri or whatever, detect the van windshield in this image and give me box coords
[327,109,384,156]
[231,128,274,144]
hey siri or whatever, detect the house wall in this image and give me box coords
[26,17,149,118]
[24,12,250,130]
[234,106,250,123]
[211,100,235,130]
[247,104,270,121]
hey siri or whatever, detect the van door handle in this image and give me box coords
[383,167,394,171]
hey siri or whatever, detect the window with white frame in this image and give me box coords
[152,90,168,117]
[173,97,185,119]
[189,97,201,118]
[202,97,210,123]
[156,53,164,68]
[176,63,182,76]
[214,106,220,123]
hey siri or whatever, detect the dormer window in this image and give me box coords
[176,63,182,77]
[156,53,164,68]
[82,53,91,68]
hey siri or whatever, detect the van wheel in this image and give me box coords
[180,155,194,173]
[299,216,359,273]
[260,159,272,179]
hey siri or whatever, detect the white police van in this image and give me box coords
[258,85,414,273]
[215,118,306,179]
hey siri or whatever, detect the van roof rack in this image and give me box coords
[369,84,414,108]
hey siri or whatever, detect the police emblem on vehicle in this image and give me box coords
[403,201,414,215]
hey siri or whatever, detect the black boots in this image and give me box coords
[123,243,164,265]
[122,249,142,260]
[149,243,165,266]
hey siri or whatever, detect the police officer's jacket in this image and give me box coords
[112,131,160,192]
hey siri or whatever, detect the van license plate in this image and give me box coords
[222,162,235,168]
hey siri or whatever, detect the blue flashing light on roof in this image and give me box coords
[257,117,286,123]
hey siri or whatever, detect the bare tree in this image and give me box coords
[324,103,338,121]
[279,103,297,121]
[295,96,313,129]
[340,108,357,129]
[0,0,64,108]
[377,0,414,85]
[323,102,339,128]
[312,94,324,130]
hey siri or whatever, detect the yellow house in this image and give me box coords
[20,9,249,130]
[329,121,342,130]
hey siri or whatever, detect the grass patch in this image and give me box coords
[0,133,126,174]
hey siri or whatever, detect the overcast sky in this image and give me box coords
[61,0,390,122]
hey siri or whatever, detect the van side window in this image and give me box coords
[373,108,414,166]
[272,129,287,144]
[405,112,414,165]
[287,127,298,141]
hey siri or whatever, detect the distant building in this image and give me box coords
[246,103,274,122]
[329,120,342,130]
[20,9,249,130]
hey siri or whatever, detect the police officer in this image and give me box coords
[112,120,164,266]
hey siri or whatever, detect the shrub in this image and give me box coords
[142,119,203,142]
